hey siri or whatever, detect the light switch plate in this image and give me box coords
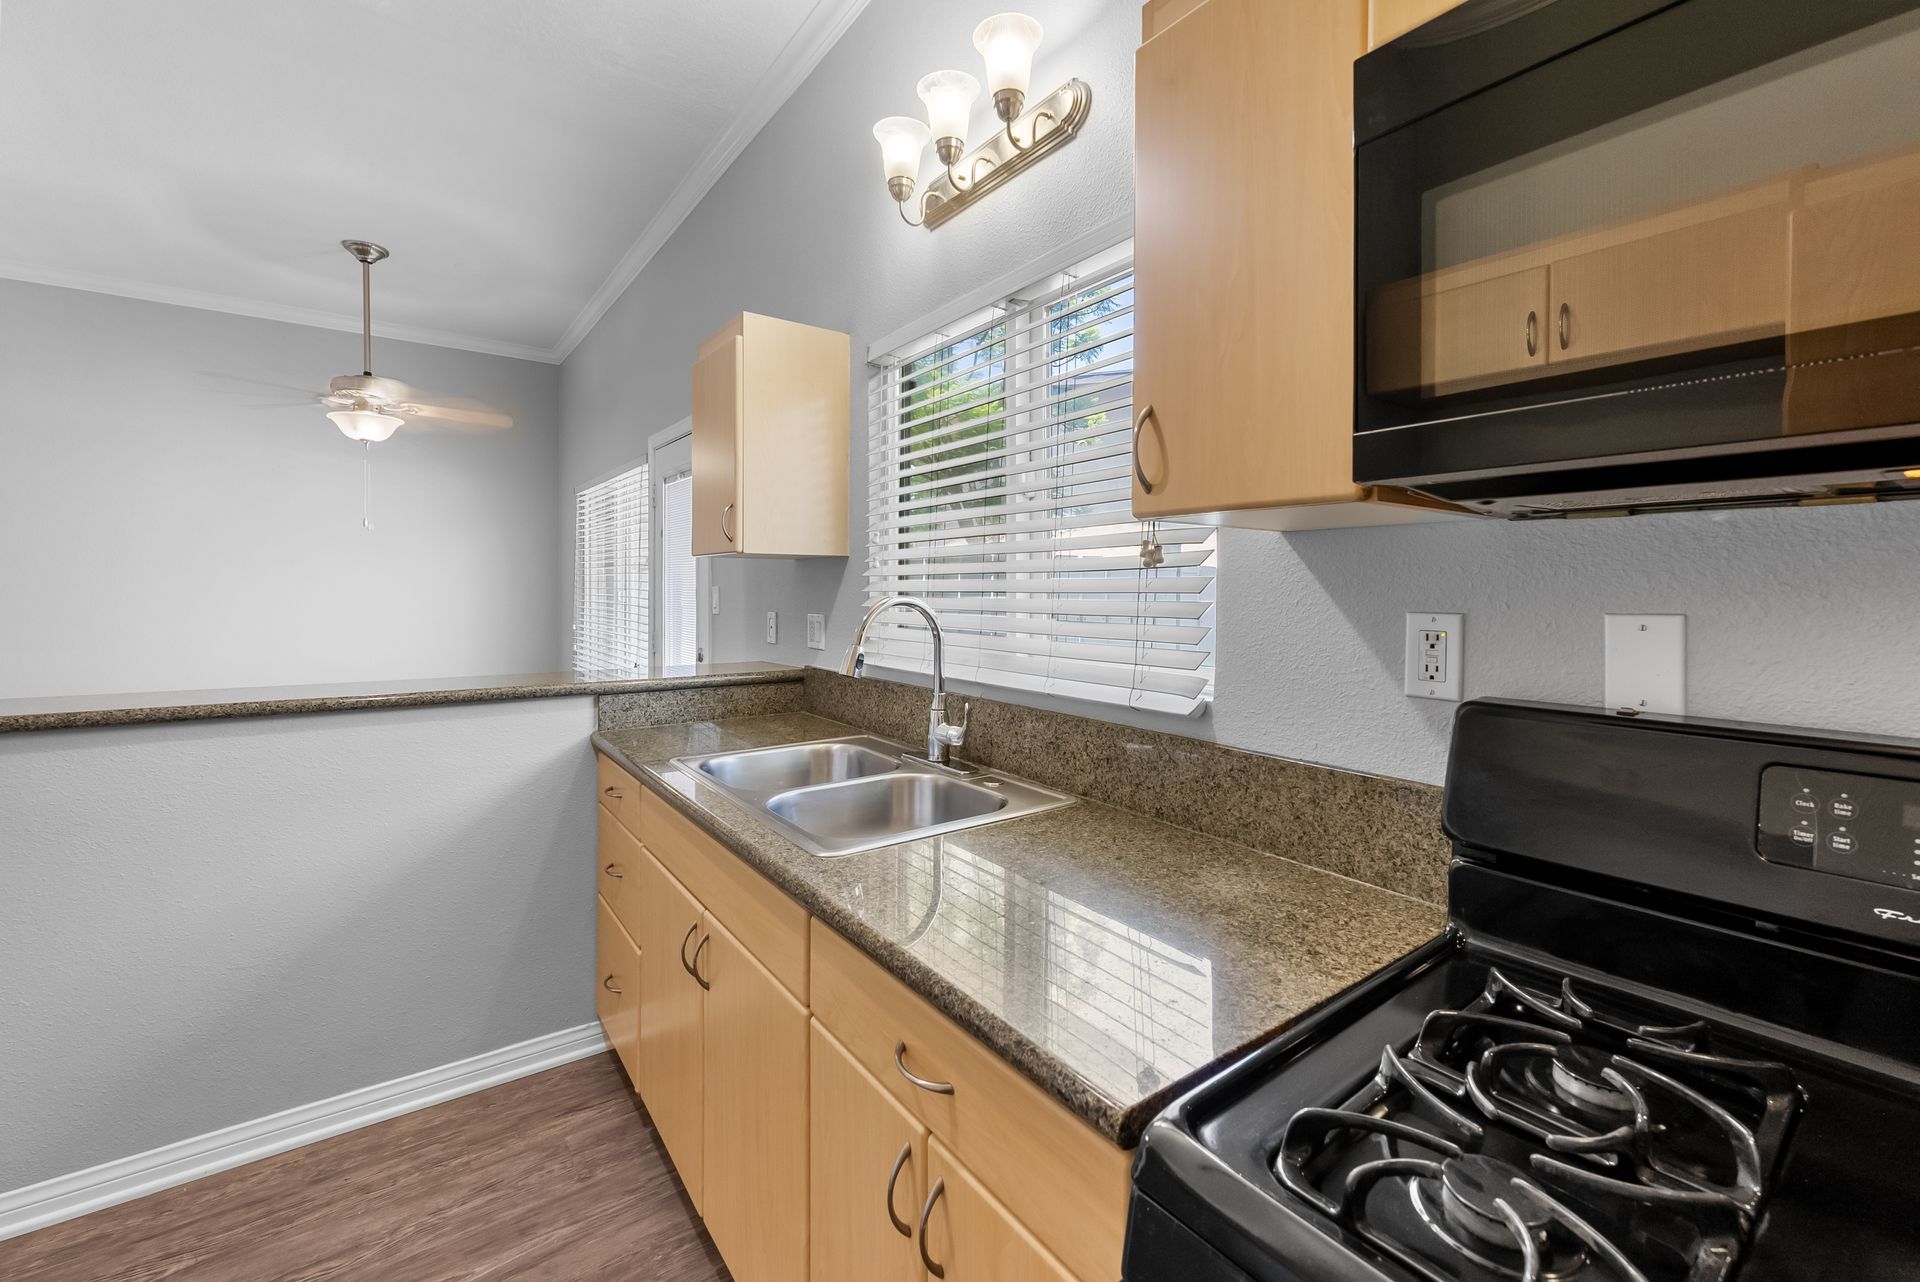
[1404,612,1463,701]
[806,614,825,650]
[1604,614,1685,715]
[765,611,778,645]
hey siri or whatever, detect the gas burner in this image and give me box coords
[1548,1047,1634,1115]
[1436,1155,1549,1249]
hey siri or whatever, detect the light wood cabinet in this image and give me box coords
[811,1021,928,1282]
[594,897,642,1087]
[1366,0,1465,48]
[920,1137,1076,1282]
[636,850,707,1211]
[597,805,644,938]
[597,753,643,833]
[691,312,851,558]
[1133,0,1460,530]
[701,916,810,1282]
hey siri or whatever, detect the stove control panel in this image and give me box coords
[1757,766,1920,890]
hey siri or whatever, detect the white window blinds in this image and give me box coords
[660,471,698,667]
[863,245,1217,716]
[573,463,649,673]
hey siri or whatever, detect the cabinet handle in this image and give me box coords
[917,1178,947,1279]
[1558,302,1572,351]
[1525,310,1538,357]
[720,503,735,544]
[1132,404,1155,495]
[602,974,624,995]
[603,863,624,879]
[679,922,700,979]
[691,933,712,990]
[602,785,623,800]
[885,1142,914,1238]
[894,1041,955,1095]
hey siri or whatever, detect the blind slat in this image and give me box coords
[573,462,650,673]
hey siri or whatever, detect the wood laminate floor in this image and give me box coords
[0,1053,731,1282]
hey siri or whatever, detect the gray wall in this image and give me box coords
[0,279,565,699]
[0,698,597,1194]
[561,0,1920,786]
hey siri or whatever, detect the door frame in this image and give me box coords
[648,419,710,665]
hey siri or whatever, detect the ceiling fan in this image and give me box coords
[320,240,512,441]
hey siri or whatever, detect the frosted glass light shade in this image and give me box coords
[329,409,404,442]
[872,115,931,183]
[917,69,980,147]
[972,13,1044,100]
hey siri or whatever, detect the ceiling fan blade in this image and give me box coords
[195,371,322,409]
[393,392,514,431]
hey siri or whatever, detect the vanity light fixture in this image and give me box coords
[872,12,1091,230]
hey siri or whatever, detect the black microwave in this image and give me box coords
[1353,0,1920,518]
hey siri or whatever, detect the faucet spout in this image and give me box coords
[841,595,968,766]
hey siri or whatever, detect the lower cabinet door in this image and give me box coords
[637,850,707,1211]
[702,916,809,1282]
[810,1021,928,1281]
[921,1136,1076,1282]
[594,897,642,1085]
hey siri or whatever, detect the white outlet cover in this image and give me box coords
[806,614,826,650]
[765,610,778,645]
[1604,614,1685,715]
[1404,612,1464,701]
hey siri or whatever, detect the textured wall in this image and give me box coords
[559,2,1920,786]
[0,698,597,1194]
[0,280,564,699]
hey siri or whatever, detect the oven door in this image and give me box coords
[1353,0,1920,516]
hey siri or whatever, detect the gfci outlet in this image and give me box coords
[806,614,826,650]
[1405,612,1464,701]
[765,611,778,645]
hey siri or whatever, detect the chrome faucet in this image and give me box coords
[842,594,971,767]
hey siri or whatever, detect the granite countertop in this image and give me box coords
[594,712,1447,1148]
[0,663,800,733]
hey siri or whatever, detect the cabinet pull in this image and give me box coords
[894,1041,955,1095]
[679,922,700,979]
[602,785,623,800]
[603,863,624,879]
[602,974,624,995]
[1558,302,1572,351]
[917,1178,947,1279]
[885,1142,914,1238]
[720,503,735,544]
[1132,404,1155,495]
[691,933,712,990]
[1525,310,1538,357]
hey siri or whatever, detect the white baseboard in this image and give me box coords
[0,1022,609,1243]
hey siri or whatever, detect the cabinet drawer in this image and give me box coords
[596,753,644,835]
[594,896,642,1088]
[638,788,809,1003]
[597,806,644,938]
[809,921,1131,1282]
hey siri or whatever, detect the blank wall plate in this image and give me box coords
[1604,614,1685,715]
[765,611,778,645]
[1404,612,1463,701]
[806,614,826,650]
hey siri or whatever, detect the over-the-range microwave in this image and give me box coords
[1353,0,1920,518]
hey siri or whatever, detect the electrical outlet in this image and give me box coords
[806,614,825,650]
[765,611,778,645]
[710,584,720,616]
[1404,612,1464,701]
[1604,614,1685,714]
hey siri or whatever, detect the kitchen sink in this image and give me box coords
[671,734,1073,856]
[693,741,899,794]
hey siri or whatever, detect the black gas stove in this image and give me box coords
[1123,700,1920,1282]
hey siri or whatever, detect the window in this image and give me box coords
[862,244,1217,716]
[659,471,698,667]
[573,462,649,672]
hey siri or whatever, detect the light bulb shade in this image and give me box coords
[916,69,980,149]
[329,408,404,442]
[872,115,931,185]
[972,13,1044,100]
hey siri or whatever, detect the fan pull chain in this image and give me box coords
[362,440,376,531]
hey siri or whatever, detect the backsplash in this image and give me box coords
[596,674,804,730]
[801,670,1449,905]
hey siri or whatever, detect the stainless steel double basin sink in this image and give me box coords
[670,735,1073,856]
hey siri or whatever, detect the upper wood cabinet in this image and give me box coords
[1133,0,1460,530]
[1366,0,1465,49]
[691,312,851,557]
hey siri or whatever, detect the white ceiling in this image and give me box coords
[0,0,869,361]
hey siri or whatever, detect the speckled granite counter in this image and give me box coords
[0,663,800,733]
[594,712,1447,1147]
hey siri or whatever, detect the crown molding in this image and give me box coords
[549,0,875,362]
[0,258,562,364]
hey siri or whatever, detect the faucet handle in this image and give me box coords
[936,701,971,746]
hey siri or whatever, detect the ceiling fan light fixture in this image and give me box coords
[328,408,404,443]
